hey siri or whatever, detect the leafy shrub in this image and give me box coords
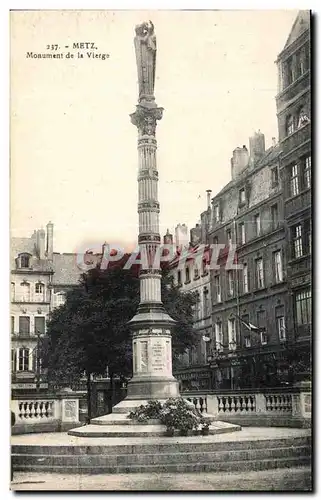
[127,400,162,422]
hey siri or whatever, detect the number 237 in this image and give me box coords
[46,44,58,50]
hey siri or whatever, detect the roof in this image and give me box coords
[282,10,310,52]
[211,144,281,203]
[52,253,83,285]
[11,237,35,268]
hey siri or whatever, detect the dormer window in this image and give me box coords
[19,254,31,269]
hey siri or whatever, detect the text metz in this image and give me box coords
[73,42,96,49]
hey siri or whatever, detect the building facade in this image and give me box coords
[171,10,311,391]
[10,223,86,394]
[207,134,290,389]
[275,10,311,377]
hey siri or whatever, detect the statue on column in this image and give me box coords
[134,21,157,101]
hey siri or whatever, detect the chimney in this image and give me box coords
[249,130,265,163]
[38,228,46,260]
[206,190,212,209]
[231,145,249,180]
[163,229,173,245]
[46,221,54,261]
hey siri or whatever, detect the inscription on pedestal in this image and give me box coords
[151,340,165,372]
[140,341,148,372]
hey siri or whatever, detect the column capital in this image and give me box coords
[130,103,164,135]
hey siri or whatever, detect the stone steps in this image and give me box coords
[12,457,311,474]
[11,435,311,455]
[12,436,311,474]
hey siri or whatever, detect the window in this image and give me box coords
[185,266,190,283]
[194,266,199,280]
[295,289,312,325]
[11,282,15,301]
[273,250,283,283]
[239,188,246,205]
[228,318,236,350]
[271,204,278,230]
[177,270,182,286]
[298,47,306,76]
[261,332,268,345]
[213,236,218,245]
[255,258,264,288]
[18,348,30,371]
[11,316,14,334]
[286,115,294,136]
[276,306,286,342]
[226,229,232,246]
[214,275,221,302]
[213,204,220,223]
[244,336,251,348]
[257,310,266,332]
[11,349,17,372]
[242,263,249,293]
[20,282,30,302]
[35,316,45,335]
[254,214,261,237]
[303,156,311,188]
[292,224,303,258]
[203,288,209,317]
[35,283,44,295]
[19,316,30,335]
[271,167,279,187]
[215,322,223,351]
[306,221,312,254]
[227,270,234,296]
[290,164,299,196]
[54,292,66,307]
[20,254,30,268]
[239,223,246,245]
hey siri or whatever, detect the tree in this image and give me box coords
[42,260,198,419]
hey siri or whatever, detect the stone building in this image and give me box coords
[207,133,289,389]
[275,10,311,378]
[11,223,55,392]
[10,223,88,394]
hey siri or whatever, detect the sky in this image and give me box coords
[10,9,299,254]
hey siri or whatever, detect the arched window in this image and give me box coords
[35,282,45,301]
[185,266,190,283]
[286,115,294,136]
[11,282,15,301]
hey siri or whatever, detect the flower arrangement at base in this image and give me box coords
[160,398,201,436]
[127,400,162,423]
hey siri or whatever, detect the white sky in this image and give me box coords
[10,9,299,253]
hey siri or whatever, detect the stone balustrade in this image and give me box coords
[182,381,311,427]
[11,389,84,435]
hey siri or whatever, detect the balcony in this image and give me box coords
[11,293,50,304]
[284,189,311,219]
[281,122,311,157]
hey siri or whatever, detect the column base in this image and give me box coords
[126,375,180,400]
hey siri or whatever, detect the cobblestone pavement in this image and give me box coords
[11,467,312,491]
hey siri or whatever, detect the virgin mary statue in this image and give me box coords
[134,21,157,102]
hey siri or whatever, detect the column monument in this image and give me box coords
[126,21,179,400]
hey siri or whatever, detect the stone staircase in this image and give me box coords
[12,434,311,474]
